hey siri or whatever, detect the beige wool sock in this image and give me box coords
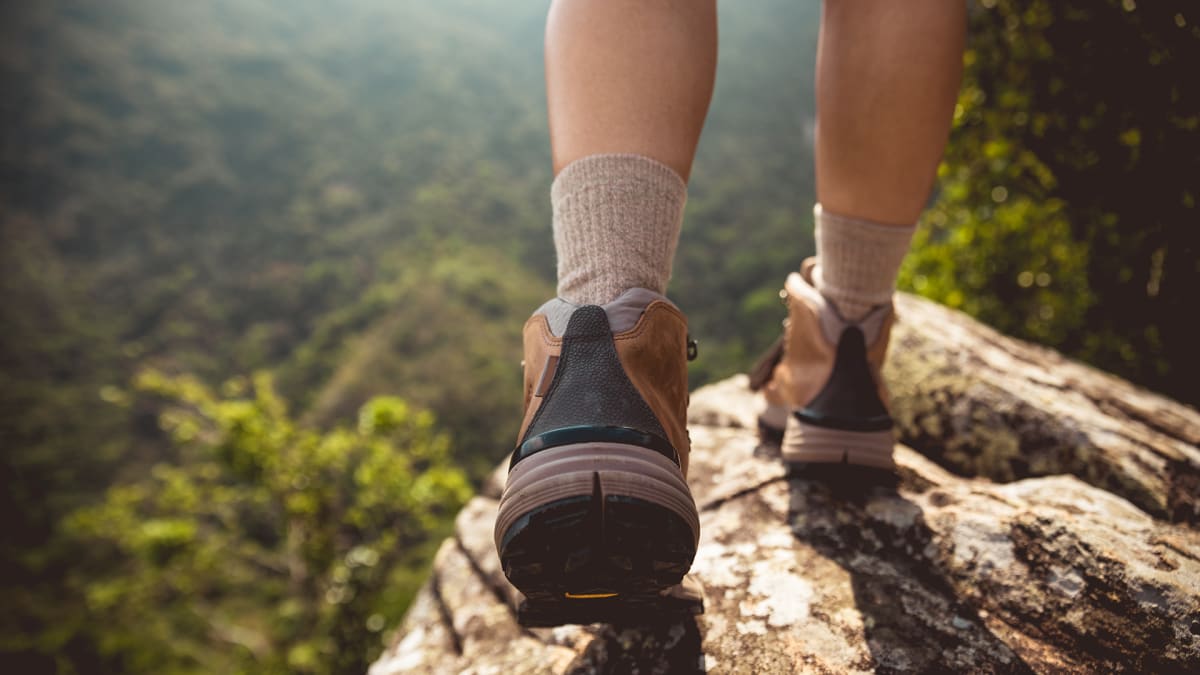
[551,154,687,305]
[812,204,916,322]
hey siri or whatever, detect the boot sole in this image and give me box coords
[495,443,699,621]
[774,414,896,469]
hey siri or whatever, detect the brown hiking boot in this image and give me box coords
[749,258,897,469]
[494,289,700,625]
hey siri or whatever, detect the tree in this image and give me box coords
[900,0,1200,405]
[65,371,470,674]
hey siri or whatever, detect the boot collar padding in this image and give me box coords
[534,288,680,337]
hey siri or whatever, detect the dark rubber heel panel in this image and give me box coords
[517,306,676,466]
[796,325,893,432]
[497,472,697,622]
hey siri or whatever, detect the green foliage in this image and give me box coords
[1,2,551,666]
[900,153,1093,345]
[901,0,1199,401]
[65,372,469,674]
[282,243,553,477]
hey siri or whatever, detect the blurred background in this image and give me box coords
[1,0,1195,672]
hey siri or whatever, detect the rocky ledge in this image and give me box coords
[370,293,1200,674]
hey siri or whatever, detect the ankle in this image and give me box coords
[811,204,914,322]
[552,154,686,305]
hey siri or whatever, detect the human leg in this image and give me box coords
[496,0,717,623]
[754,0,966,467]
[813,0,965,321]
[545,0,716,180]
[815,0,965,227]
[545,0,717,306]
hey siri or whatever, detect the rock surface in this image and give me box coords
[886,294,1200,525]
[370,294,1200,674]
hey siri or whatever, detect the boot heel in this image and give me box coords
[781,416,896,469]
[495,443,698,605]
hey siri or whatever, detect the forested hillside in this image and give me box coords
[1,0,1194,672]
[2,1,821,671]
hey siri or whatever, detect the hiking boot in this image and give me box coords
[494,289,699,619]
[749,258,896,469]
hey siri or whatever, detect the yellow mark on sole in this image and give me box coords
[564,591,618,599]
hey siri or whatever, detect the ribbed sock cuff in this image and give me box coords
[813,204,916,322]
[552,154,687,305]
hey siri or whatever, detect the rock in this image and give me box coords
[886,293,1200,524]
[370,296,1200,674]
